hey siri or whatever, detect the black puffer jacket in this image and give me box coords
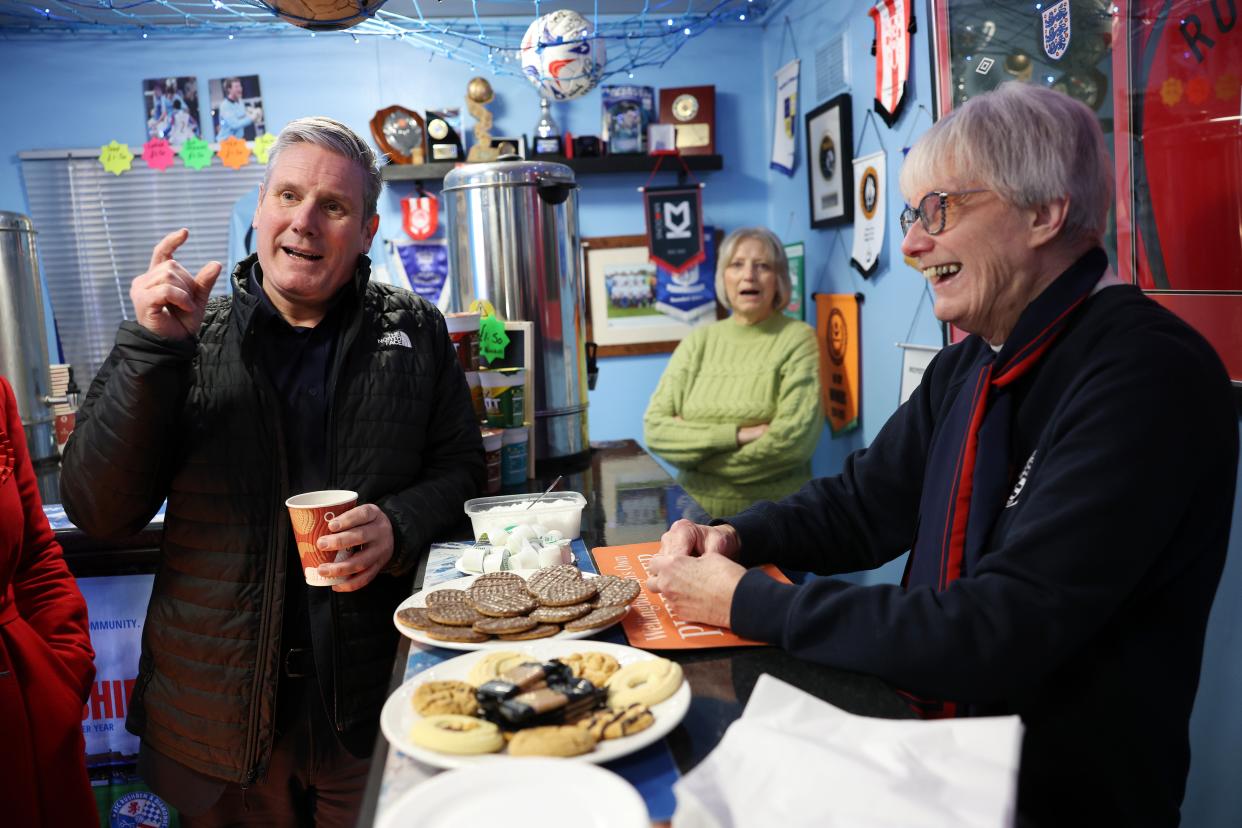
[61,256,484,783]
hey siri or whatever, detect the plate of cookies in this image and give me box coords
[393,566,641,651]
[379,640,690,771]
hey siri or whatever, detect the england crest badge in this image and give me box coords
[1042,0,1071,61]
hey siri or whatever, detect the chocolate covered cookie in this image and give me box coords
[562,605,626,632]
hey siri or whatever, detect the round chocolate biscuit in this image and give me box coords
[471,571,526,588]
[529,603,592,624]
[591,575,641,607]
[562,605,627,632]
[424,624,490,644]
[533,578,598,607]
[395,607,437,630]
[472,615,537,635]
[426,603,484,627]
[527,564,582,591]
[470,591,538,618]
[498,623,561,641]
[425,588,469,606]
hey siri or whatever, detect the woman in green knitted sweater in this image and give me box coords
[644,227,822,518]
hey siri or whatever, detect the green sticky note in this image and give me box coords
[99,141,134,175]
[178,137,213,170]
[478,316,509,364]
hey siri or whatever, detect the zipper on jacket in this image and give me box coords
[241,326,290,785]
[323,285,364,734]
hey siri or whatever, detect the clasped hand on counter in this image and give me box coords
[646,519,745,629]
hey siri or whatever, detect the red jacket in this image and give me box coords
[0,376,96,826]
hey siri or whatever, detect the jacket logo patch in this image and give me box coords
[1006,451,1037,509]
[377,330,413,349]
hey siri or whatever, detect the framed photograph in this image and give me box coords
[209,75,265,142]
[143,76,200,146]
[584,231,722,357]
[805,93,853,228]
[490,135,526,159]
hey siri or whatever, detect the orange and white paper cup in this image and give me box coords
[285,489,358,586]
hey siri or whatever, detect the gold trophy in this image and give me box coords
[466,77,500,163]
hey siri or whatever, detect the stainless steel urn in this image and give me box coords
[443,160,589,465]
[0,211,58,502]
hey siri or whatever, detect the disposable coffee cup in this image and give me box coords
[285,489,358,586]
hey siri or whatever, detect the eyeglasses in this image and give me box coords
[899,189,989,236]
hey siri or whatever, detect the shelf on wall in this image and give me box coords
[380,154,724,182]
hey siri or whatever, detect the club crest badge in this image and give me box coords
[1042,0,1071,61]
[110,791,171,828]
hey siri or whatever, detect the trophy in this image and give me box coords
[465,77,499,163]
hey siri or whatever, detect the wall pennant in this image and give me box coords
[402,195,439,241]
[868,0,912,126]
[850,150,886,277]
[815,292,862,436]
[642,185,705,273]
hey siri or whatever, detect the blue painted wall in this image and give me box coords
[0,6,1238,823]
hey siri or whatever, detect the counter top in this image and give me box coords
[358,440,911,825]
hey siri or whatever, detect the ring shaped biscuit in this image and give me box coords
[508,725,597,757]
[410,714,503,755]
[606,658,684,708]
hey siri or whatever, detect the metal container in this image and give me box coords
[0,211,58,502]
[443,160,589,465]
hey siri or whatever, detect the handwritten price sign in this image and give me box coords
[99,141,134,175]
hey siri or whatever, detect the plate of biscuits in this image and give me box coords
[380,639,690,770]
[393,566,641,651]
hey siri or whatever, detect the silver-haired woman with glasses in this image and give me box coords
[644,82,1236,827]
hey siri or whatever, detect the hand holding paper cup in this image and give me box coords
[286,490,359,586]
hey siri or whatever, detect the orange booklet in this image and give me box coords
[591,542,791,650]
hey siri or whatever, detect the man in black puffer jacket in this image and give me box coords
[62,116,484,825]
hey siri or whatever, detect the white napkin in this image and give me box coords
[672,674,1023,828]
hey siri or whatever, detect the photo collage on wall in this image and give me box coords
[141,74,266,145]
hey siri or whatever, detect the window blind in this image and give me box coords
[20,151,265,386]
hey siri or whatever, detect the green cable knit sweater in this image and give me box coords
[643,313,823,518]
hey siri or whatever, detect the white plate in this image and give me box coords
[380,639,691,770]
[376,759,649,828]
[393,570,626,652]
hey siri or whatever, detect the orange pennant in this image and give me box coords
[815,292,861,436]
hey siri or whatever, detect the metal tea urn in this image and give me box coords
[443,160,589,466]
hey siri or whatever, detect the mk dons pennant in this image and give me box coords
[401,195,439,241]
[770,58,800,175]
[850,150,886,277]
[815,292,862,436]
[643,185,706,273]
[869,0,912,126]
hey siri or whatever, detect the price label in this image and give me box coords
[99,141,134,175]
[142,138,174,172]
[478,315,510,364]
[252,133,277,164]
[178,137,213,170]
[218,136,251,170]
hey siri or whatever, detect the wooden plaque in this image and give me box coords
[658,85,716,156]
[370,106,425,165]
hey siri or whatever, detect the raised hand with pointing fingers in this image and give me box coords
[129,227,222,340]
